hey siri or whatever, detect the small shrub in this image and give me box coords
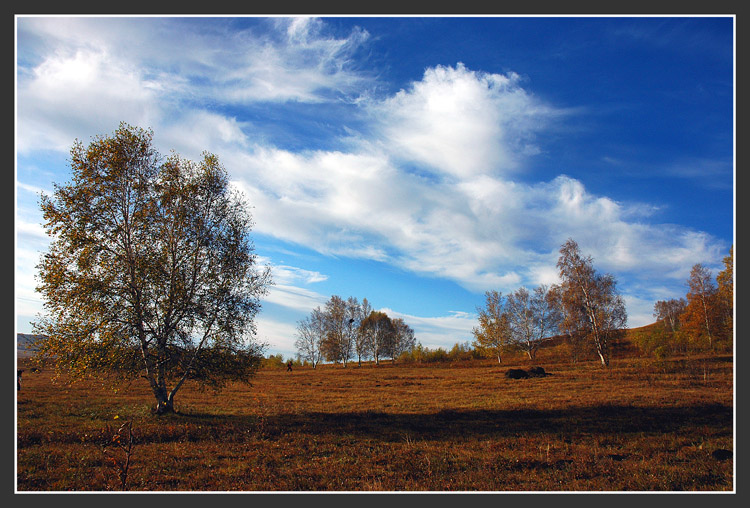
[261,354,286,369]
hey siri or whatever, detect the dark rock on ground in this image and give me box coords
[711,449,733,461]
[528,366,547,377]
[607,454,628,461]
[504,368,529,379]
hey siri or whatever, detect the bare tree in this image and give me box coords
[653,298,687,333]
[361,311,395,366]
[294,307,325,369]
[505,285,560,361]
[344,297,361,365]
[390,318,416,363]
[354,298,373,366]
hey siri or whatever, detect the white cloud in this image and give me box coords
[220,18,370,104]
[17,46,161,153]
[158,111,252,161]
[229,128,724,297]
[15,18,729,340]
[621,293,657,329]
[264,284,328,313]
[15,217,47,241]
[218,62,724,296]
[15,244,45,330]
[379,307,477,350]
[16,181,49,196]
[16,16,372,155]
[254,316,300,356]
[371,63,554,178]
[262,259,329,285]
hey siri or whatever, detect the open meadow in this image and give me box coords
[16,340,734,492]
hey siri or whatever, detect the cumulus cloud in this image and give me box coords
[219,60,724,296]
[17,46,161,152]
[230,135,723,295]
[371,63,554,179]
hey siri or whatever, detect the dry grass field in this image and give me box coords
[16,340,733,492]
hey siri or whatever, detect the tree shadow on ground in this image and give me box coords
[177,402,732,443]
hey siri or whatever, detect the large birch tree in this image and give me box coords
[553,239,627,367]
[34,123,271,414]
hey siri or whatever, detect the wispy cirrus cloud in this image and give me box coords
[264,285,328,314]
[662,157,734,190]
[16,16,372,154]
[258,256,329,286]
[379,308,477,350]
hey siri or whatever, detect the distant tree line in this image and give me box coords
[283,241,732,370]
[397,341,484,364]
[637,246,733,358]
[294,296,416,368]
[268,340,484,369]
[287,239,629,370]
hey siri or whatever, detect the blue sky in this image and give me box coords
[15,16,734,359]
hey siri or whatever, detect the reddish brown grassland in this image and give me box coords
[16,329,733,492]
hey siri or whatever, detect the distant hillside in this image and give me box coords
[534,323,661,360]
[17,333,44,358]
[625,322,663,335]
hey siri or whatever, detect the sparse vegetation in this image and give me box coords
[20,136,734,492]
[17,332,733,491]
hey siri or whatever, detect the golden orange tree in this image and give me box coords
[681,264,717,349]
[716,246,734,343]
[681,260,731,350]
[471,290,512,363]
[34,123,271,414]
[361,311,396,365]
